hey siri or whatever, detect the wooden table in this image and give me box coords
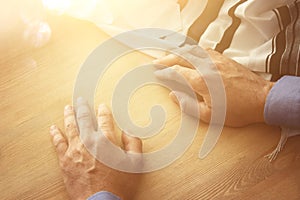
[1,10,300,200]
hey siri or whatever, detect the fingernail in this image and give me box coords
[169,91,175,97]
[65,105,72,110]
[50,125,57,136]
[77,96,86,105]
[154,68,170,78]
[50,125,56,130]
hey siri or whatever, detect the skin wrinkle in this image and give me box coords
[49,43,281,199]
[65,124,78,140]
[154,46,274,127]
[50,104,143,200]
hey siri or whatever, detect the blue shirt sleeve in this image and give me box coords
[87,191,121,200]
[264,75,300,128]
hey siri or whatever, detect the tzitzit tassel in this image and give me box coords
[265,127,288,162]
[265,127,300,162]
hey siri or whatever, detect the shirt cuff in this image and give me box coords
[87,191,121,200]
[264,76,300,128]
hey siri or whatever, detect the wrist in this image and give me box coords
[259,81,275,123]
[87,191,121,200]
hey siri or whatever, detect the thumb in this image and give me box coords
[121,132,143,153]
[169,91,211,123]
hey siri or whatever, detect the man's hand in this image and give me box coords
[154,46,274,127]
[50,103,142,200]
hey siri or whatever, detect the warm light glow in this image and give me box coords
[23,21,51,48]
[41,0,183,38]
[42,0,71,13]
[42,0,114,24]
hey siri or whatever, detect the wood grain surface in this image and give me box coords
[1,9,300,200]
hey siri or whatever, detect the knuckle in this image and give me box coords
[59,157,70,169]
[53,134,64,147]
[68,147,85,162]
[201,110,211,122]
[99,111,110,117]
[172,64,181,70]
[66,123,78,137]
[98,115,112,124]
[99,120,113,130]
[215,62,225,69]
[64,116,75,126]
[77,111,90,120]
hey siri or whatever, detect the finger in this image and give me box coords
[169,91,211,123]
[76,97,94,134]
[152,45,209,69]
[171,65,207,95]
[97,104,118,145]
[64,105,79,142]
[153,53,194,69]
[155,65,208,95]
[50,125,67,160]
[121,132,142,153]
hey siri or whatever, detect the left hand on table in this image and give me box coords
[49,101,142,200]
